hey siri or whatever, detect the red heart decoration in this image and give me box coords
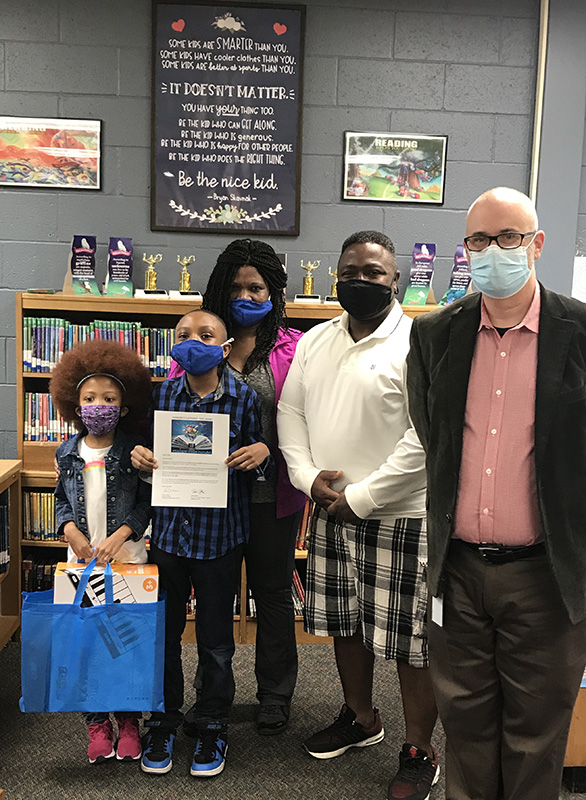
[172,19,185,32]
[273,23,287,35]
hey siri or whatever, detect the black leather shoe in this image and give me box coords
[257,704,290,735]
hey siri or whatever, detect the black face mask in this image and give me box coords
[336,278,393,320]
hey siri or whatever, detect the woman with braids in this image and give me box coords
[170,238,306,736]
[50,338,152,764]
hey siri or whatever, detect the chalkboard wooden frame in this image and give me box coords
[151,0,305,235]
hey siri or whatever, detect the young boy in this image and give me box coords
[131,309,270,778]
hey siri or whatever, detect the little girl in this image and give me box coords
[50,338,152,764]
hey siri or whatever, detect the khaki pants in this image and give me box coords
[429,541,586,800]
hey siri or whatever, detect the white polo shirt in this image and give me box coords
[277,301,426,521]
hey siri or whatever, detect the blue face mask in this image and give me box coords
[171,338,232,376]
[469,242,534,299]
[230,298,272,327]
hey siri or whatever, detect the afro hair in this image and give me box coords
[49,338,152,433]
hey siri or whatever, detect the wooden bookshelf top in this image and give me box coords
[0,461,21,494]
[18,292,436,320]
[21,539,66,548]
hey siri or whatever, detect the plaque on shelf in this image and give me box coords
[403,243,437,305]
[105,237,134,297]
[438,245,471,306]
[64,236,101,296]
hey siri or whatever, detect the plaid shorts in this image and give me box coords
[304,508,429,667]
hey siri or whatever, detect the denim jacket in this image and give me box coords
[55,428,151,542]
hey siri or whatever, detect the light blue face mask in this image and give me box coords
[469,240,534,299]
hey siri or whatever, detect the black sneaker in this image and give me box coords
[257,704,290,735]
[304,704,384,759]
[387,743,440,800]
[190,723,228,777]
[140,728,176,774]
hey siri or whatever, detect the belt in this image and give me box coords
[452,539,545,564]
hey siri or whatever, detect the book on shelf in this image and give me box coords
[295,499,313,550]
[185,587,240,619]
[24,393,76,441]
[0,499,9,574]
[23,316,177,377]
[21,553,60,592]
[22,491,59,541]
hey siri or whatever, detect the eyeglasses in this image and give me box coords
[463,232,536,252]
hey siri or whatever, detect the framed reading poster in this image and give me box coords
[151,1,305,234]
[343,132,448,205]
[0,116,101,189]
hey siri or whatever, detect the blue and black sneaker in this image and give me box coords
[190,722,228,777]
[140,728,176,774]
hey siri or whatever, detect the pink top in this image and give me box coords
[168,327,306,518]
[453,283,541,546]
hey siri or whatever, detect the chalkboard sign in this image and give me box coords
[151,1,305,235]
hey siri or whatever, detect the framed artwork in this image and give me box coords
[343,132,448,205]
[151,1,305,235]
[0,117,101,189]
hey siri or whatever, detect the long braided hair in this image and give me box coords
[203,239,288,375]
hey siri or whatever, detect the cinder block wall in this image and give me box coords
[0,0,540,456]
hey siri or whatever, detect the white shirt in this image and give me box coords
[277,302,426,521]
[66,438,147,564]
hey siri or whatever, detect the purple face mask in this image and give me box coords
[79,405,121,436]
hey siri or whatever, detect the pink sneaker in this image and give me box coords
[87,720,115,763]
[116,717,142,761]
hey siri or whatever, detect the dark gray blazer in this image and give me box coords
[407,284,586,623]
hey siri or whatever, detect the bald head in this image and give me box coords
[468,187,538,230]
[465,186,545,268]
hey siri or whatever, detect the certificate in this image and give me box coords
[151,410,230,508]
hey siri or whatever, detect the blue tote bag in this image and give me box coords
[20,559,165,713]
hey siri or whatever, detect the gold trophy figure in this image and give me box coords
[301,260,320,296]
[178,255,196,293]
[143,253,162,291]
[328,267,338,298]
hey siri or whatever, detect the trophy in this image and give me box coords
[324,267,340,303]
[168,254,202,300]
[294,260,321,303]
[143,253,162,292]
[178,255,195,293]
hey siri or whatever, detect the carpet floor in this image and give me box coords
[0,641,583,799]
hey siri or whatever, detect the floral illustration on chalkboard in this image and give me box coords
[169,199,282,225]
[213,13,246,32]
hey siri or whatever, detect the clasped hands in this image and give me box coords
[310,470,360,524]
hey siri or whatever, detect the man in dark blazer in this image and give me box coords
[407,186,586,800]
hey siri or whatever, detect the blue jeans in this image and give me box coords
[148,541,243,732]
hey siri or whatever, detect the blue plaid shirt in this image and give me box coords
[151,369,269,559]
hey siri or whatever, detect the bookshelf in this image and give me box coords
[0,460,22,649]
[15,292,434,646]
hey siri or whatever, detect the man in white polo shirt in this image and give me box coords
[277,231,438,800]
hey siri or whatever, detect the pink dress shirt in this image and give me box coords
[453,283,541,545]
